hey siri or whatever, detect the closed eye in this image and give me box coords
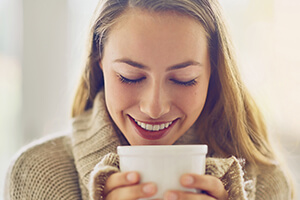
[117,74,146,84]
[117,74,197,86]
[170,78,198,87]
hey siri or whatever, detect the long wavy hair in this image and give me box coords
[71,0,276,167]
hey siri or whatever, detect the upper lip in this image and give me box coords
[128,115,176,124]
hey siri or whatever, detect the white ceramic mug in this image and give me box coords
[117,145,207,199]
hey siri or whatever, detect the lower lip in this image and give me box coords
[129,117,177,140]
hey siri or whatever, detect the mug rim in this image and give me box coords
[117,144,208,156]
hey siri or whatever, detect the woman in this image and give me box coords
[5,0,293,199]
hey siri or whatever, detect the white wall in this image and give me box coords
[22,0,99,142]
[22,0,70,142]
[0,0,23,197]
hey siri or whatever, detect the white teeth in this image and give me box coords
[153,125,160,131]
[134,119,173,131]
[146,124,153,130]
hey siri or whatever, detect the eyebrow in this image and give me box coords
[114,58,202,71]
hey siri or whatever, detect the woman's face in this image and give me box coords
[101,9,211,145]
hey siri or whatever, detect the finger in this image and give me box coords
[106,182,157,200]
[104,171,140,196]
[164,190,215,200]
[180,174,228,199]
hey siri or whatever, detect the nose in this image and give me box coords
[140,83,171,119]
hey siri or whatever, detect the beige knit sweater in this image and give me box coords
[5,91,292,200]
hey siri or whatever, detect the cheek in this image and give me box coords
[104,74,138,115]
[174,86,208,116]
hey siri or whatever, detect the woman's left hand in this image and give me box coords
[164,174,228,200]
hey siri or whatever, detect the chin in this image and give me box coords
[127,134,179,146]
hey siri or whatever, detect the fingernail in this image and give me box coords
[182,175,194,185]
[166,192,178,200]
[126,172,138,183]
[143,183,156,194]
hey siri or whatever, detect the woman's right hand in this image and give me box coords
[103,171,158,200]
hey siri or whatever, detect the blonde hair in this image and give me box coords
[72,0,275,166]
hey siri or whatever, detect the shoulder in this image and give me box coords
[255,163,293,200]
[5,132,81,199]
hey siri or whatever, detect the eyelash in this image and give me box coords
[118,74,145,84]
[170,79,198,87]
[117,74,198,87]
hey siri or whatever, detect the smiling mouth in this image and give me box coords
[128,116,178,140]
[134,119,173,131]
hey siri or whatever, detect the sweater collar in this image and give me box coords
[71,90,201,189]
[71,91,120,189]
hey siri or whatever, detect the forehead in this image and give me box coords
[111,8,207,39]
[102,9,209,67]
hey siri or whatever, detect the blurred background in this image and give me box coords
[1,0,299,198]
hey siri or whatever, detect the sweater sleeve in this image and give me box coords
[4,135,82,200]
[87,154,293,200]
[88,155,251,200]
[89,153,120,200]
[206,156,250,200]
[206,157,293,200]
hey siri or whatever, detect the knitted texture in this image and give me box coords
[5,134,81,200]
[255,164,292,200]
[206,157,248,199]
[71,90,121,200]
[89,153,119,200]
[5,91,292,200]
